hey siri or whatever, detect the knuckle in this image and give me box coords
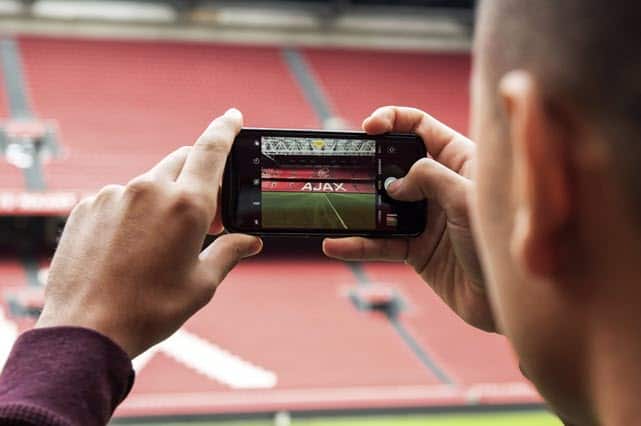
[71,195,95,215]
[408,106,428,116]
[373,105,393,115]
[172,145,191,159]
[169,190,210,227]
[95,184,123,202]
[410,158,437,186]
[412,157,434,174]
[124,178,159,200]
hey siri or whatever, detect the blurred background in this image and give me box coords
[0,1,559,425]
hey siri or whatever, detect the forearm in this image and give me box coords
[0,327,134,426]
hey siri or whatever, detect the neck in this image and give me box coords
[571,168,641,425]
[583,262,641,425]
[588,311,641,425]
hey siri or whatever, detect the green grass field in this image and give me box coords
[113,410,562,426]
[262,192,375,230]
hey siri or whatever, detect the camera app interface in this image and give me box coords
[260,136,377,230]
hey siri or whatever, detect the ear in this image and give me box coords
[499,71,572,279]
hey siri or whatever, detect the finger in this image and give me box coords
[178,108,243,199]
[198,234,263,286]
[208,189,224,235]
[363,106,426,134]
[362,106,474,172]
[322,237,408,262]
[386,157,470,215]
[145,146,191,181]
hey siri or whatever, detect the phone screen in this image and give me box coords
[223,129,426,237]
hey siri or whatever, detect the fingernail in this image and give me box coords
[247,237,263,257]
[384,177,400,192]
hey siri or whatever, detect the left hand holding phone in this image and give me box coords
[36,108,263,359]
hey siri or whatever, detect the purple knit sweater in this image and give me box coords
[0,327,134,425]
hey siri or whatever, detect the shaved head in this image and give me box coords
[469,3,641,423]
[478,0,641,215]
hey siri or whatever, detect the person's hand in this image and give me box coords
[323,106,496,332]
[36,109,262,358]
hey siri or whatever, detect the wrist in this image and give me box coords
[36,310,137,359]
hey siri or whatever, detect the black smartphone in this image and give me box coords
[222,128,427,237]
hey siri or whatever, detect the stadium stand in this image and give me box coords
[17,36,319,191]
[121,259,445,416]
[0,260,25,291]
[262,167,373,181]
[304,49,470,132]
[362,263,524,385]
[195,258,431,389]
[0,33,540,419]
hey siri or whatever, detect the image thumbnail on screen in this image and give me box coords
[261,136,376,230]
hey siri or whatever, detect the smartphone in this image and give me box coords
[222,128,427,237]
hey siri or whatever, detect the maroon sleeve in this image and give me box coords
[0,327,135,426]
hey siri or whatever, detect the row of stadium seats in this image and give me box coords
[261,167,374,181]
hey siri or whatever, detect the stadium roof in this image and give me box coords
[0,0,474,51]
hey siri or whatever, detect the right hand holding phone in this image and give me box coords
[36,109,263,358]
[323,106,496,333]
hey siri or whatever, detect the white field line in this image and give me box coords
[323,193,348,229]
[134,329,277,389]
[132,344,160,372]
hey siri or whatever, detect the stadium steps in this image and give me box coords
[362,263,524,385]
[0,42,30,189]
[302,48,471,133]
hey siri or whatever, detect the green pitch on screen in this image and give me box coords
[262,192,375,230]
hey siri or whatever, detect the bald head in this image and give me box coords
[477,0,641,214]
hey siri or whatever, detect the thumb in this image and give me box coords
[386,157,470,215]
[198,233,263,286]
